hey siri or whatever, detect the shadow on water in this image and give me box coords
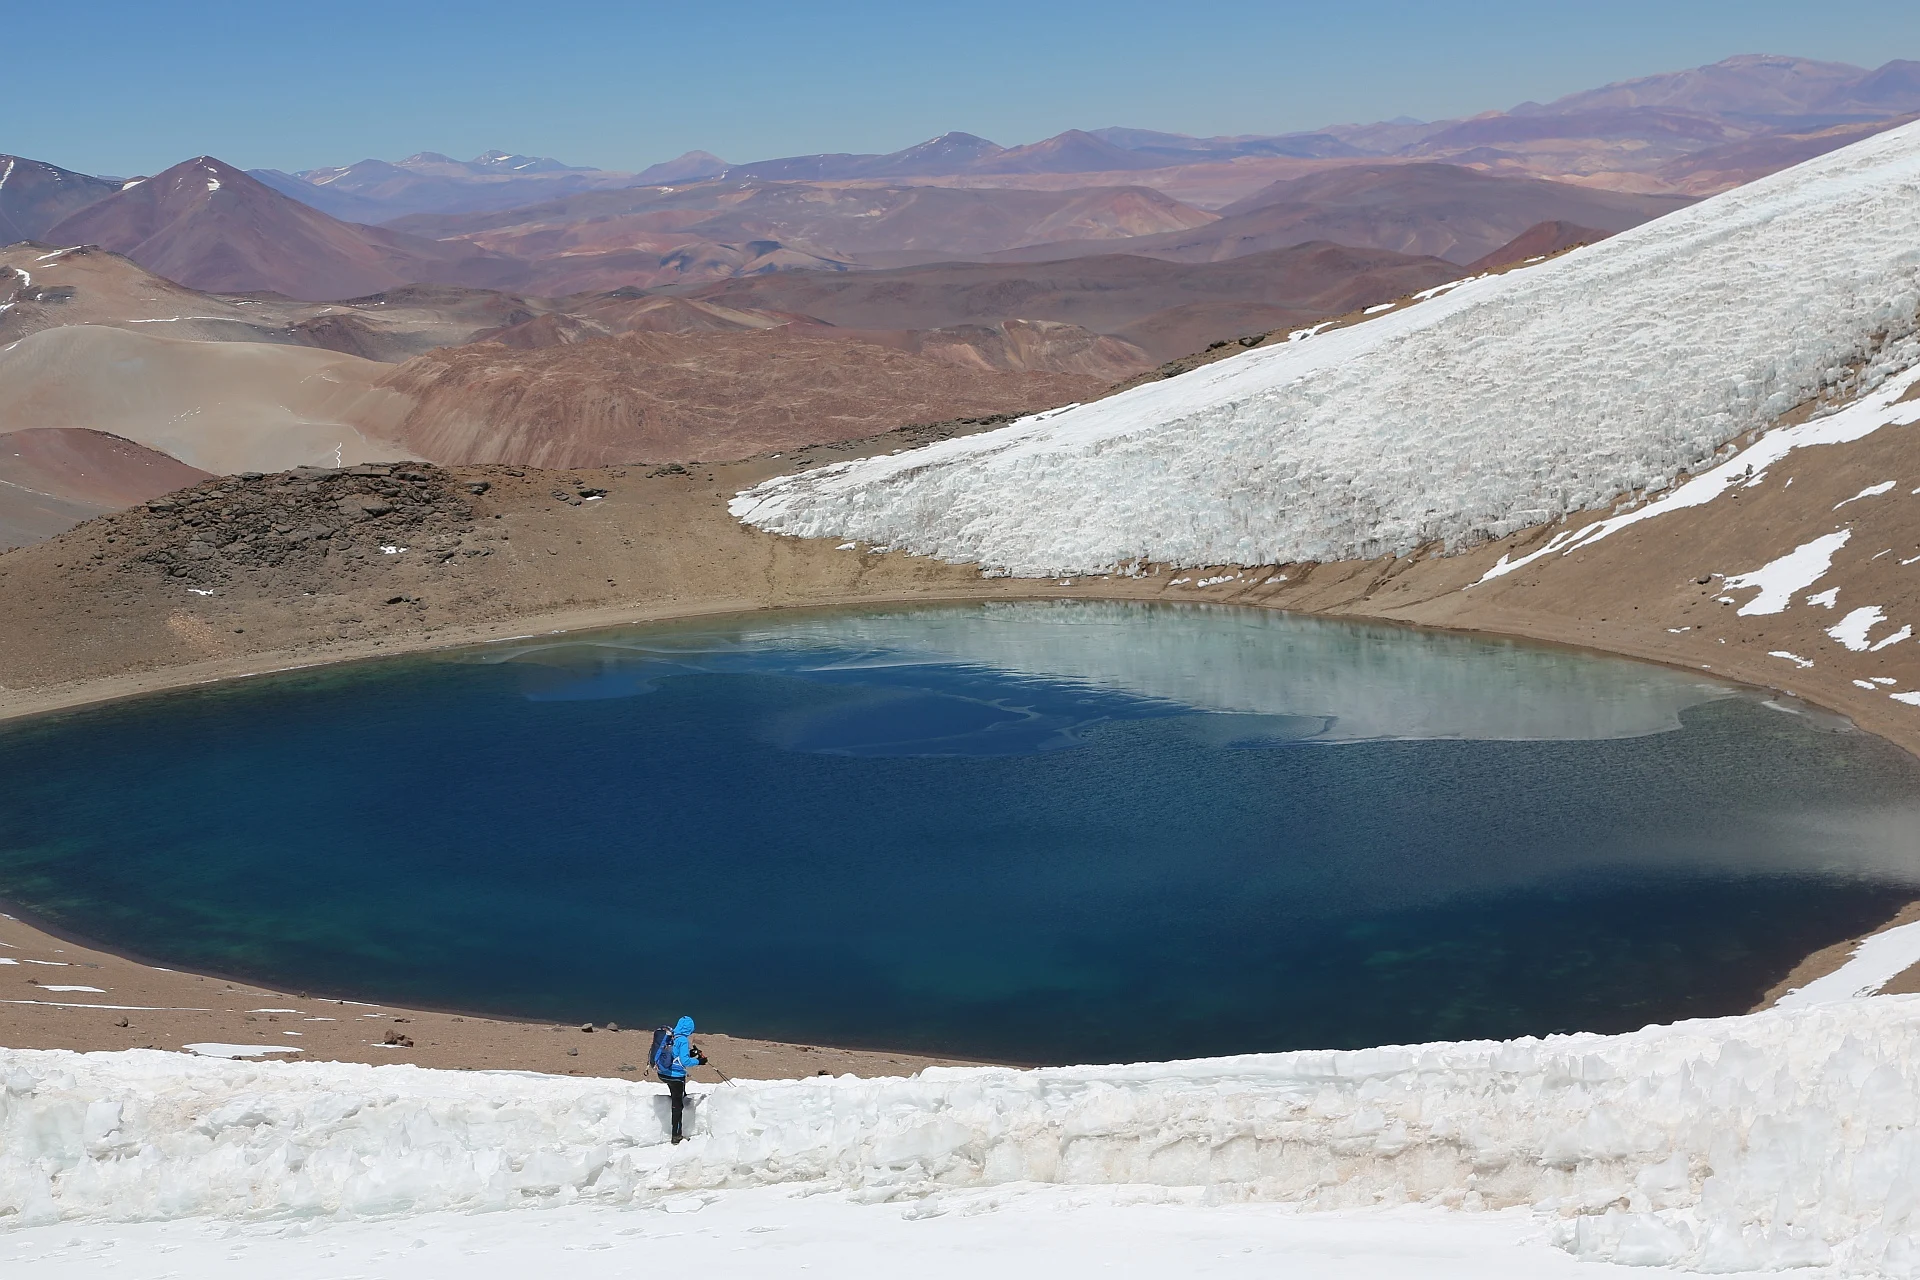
[2,601,1918,1063]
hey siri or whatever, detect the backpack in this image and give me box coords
[649,1025,676,1074]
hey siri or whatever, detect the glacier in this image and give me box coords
[731,120,1920,577]
[10,998,1920,1272]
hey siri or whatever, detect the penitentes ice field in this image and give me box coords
[10,991,1920,1276]
[731,120,1920,577]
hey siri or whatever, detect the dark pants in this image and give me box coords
[661,1075,688,1140]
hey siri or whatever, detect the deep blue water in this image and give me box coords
[3,601,1920,1065]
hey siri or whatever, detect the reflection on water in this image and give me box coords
[1,601,1918,1064]
[486,601,1736,747]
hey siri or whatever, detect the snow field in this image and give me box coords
[1777,923,1920,1008]
[11,999,1920,1271]
[1,1190,1647,1280]
[732,120,1920,577]
[1522,345,1920,714]
[1479,352,1920,585]
[0,1190,1620,1280]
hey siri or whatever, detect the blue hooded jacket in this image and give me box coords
[657,1015,700,1079]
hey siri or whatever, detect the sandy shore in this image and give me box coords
[0,908,974,1081]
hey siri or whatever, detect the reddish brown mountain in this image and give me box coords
[1465,221,1610,273]
[1652,115,1919,193]
[469,295,807,347]
[634,151,730,184]
[676,242,1460,360]
[373,327,1134,467]
[43,158,518,300]
[0,243,568,363]
[0,156,121,244]
[391,181,1216,268]
[704,130,1139,183]
[1408,108,1734,153]
[992,165,1691,266]
[0,427,209,549]
[1830,60,1920,113]
[1351,56,1920,193]
[1528,53,1872,118]
[1108,302,1321,361]
[254,149,640,222]
[970,130,1160,174]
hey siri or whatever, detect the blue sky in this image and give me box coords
[12,0,1920,176]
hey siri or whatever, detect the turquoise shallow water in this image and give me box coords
[3,601,1919,1064]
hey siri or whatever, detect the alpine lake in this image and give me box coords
[4,600,1919,1065]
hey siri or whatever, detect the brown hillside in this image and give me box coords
[677,243,1460,361]
[1654,116,1919,194]
[0,428,209,549]
[991,164,1692,266]
[1465,221,1610,273]
[0,325,410,474]
[421,182,1216,266]
[0,245,560,362]
[0,156,121,244]
[372,326,1133,468]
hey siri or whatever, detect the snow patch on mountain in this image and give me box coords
[1478,357,1920,583]
[1778,925,1920,1008]
[732,120,1920,577]
[1721,529,1854,615]
[1829,604,1892,650]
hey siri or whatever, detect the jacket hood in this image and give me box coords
[675,1016,695,1035]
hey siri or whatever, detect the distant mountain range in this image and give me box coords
[1509,52,1920,120]
[17,143,1684,307]
[223,54,1920,226]
[979,165,1691,266]
[249,150,641,223]
[0,51,1903,317]
[1,50,1916,491]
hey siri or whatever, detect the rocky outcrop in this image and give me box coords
[124,464,477,588]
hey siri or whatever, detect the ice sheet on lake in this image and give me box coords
[733,601,1738,742]
[732,120,1920,576]
[483,602,1737,743]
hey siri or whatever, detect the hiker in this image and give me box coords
[651,1014,708,1143]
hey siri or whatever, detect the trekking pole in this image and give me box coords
[708,1063,738,1088]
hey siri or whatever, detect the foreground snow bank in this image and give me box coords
[9,999,1920,1271]
[0,1189,1612,1280]
[733,120,1920,576]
